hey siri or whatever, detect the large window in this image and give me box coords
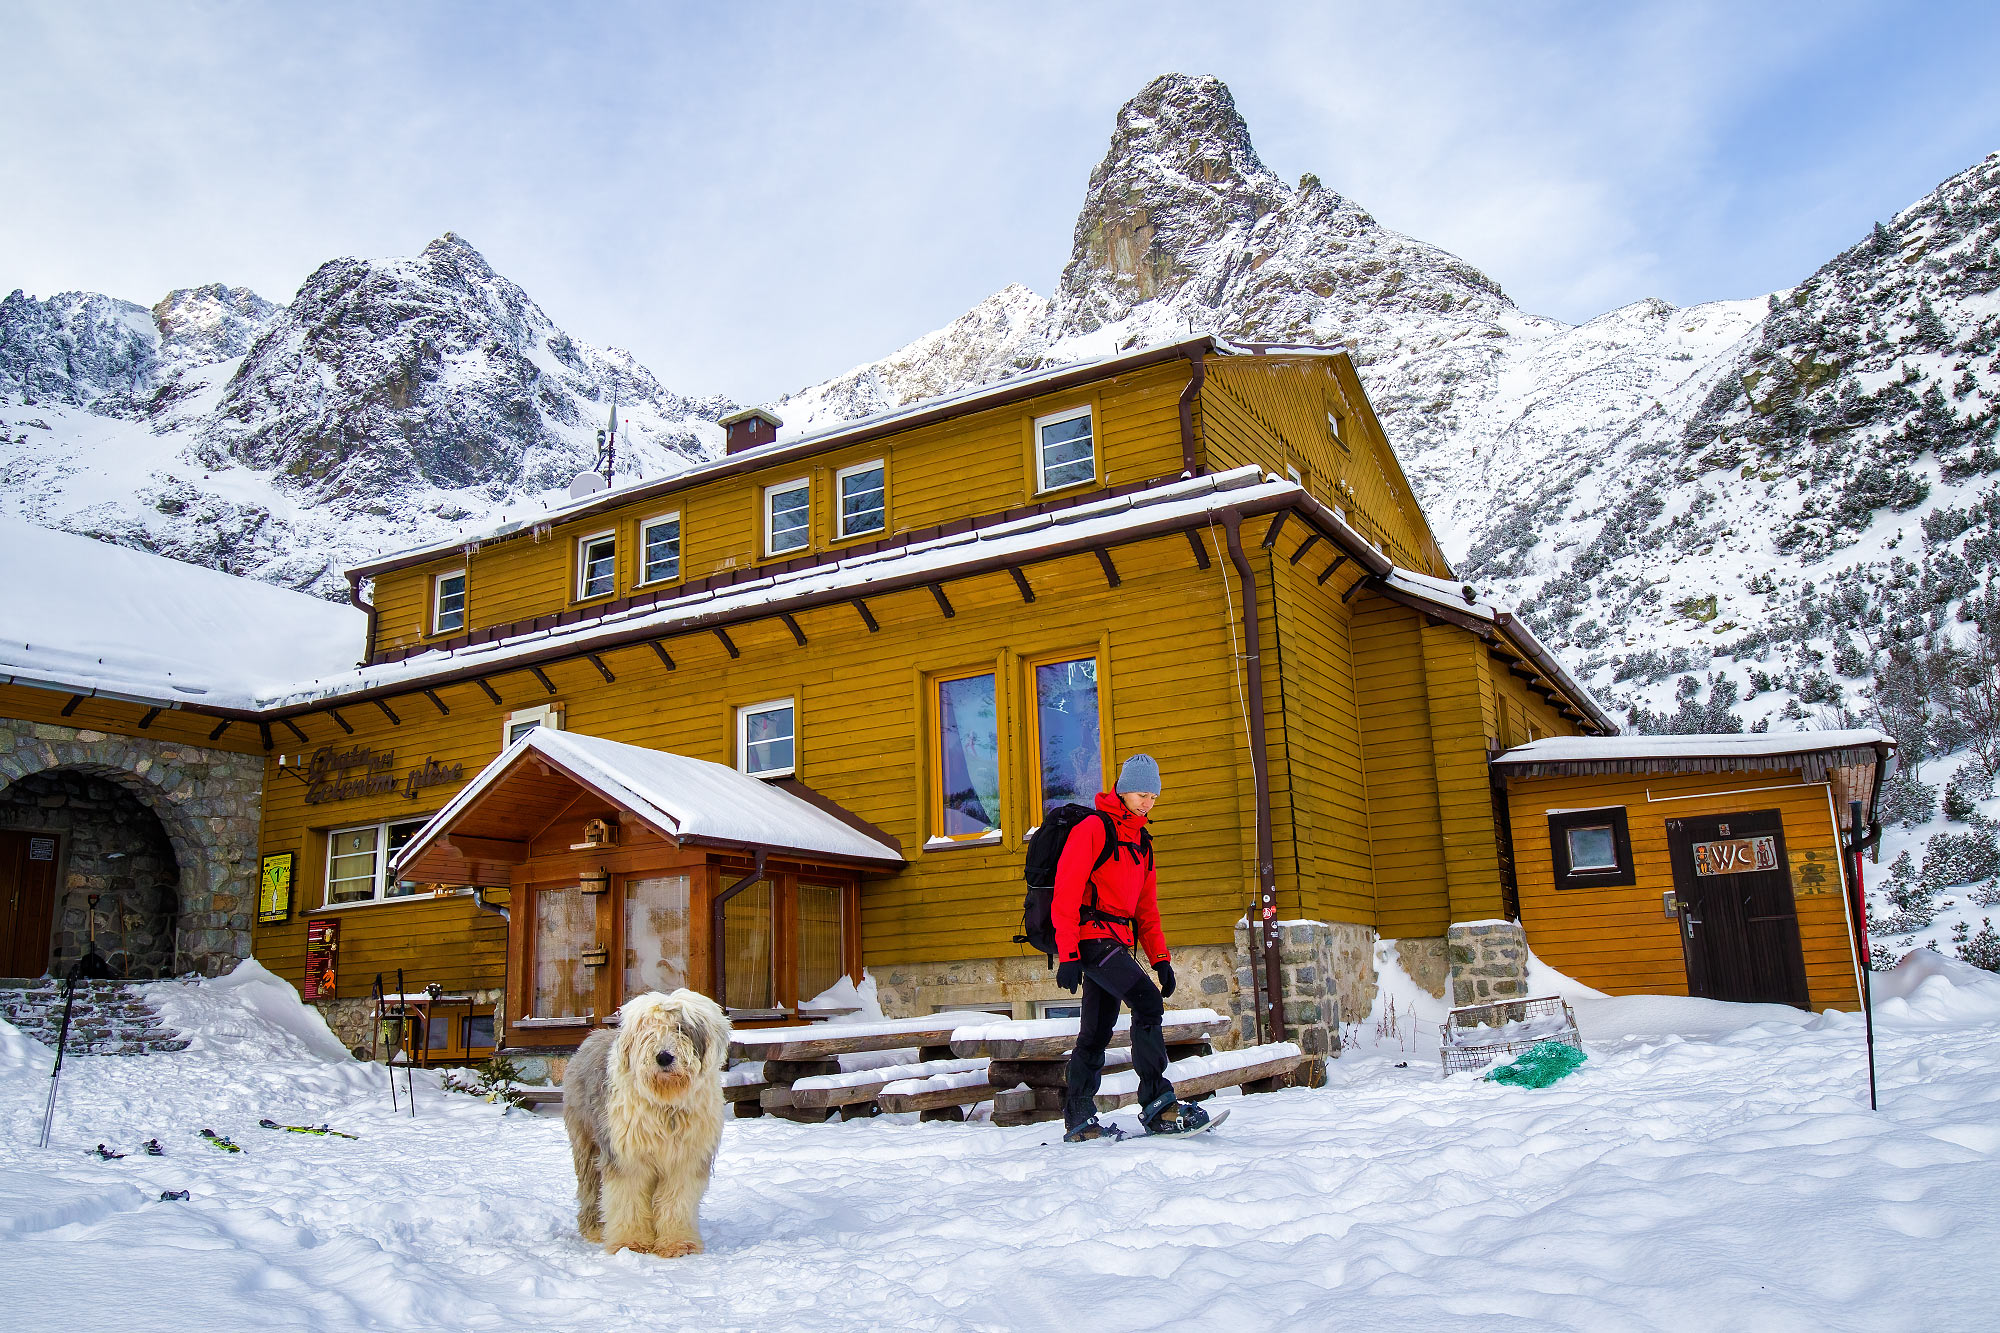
[722,878,775,1011]
[797,882,844,1004]
[623,874,690,997]
[1029,655,1102,821]
[933,671,1001,841]
[530,884,594,1019]
[325,819,426,905]
[765,477,811,556]
[576,531,617,600]
[432,570,466,635]
[836,460,886,539]
[639,512,681,585]
[1034,405,1094,493]
[738,698,796,778]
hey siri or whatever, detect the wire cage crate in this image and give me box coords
[1438,995,1582,1075]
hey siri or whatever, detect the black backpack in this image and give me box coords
[1015,804,1153,966]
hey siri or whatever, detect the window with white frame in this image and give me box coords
[503,701,564,747]
[1035,405,1094,492]
[433,569,466,634]
[765,478,811,556]
[639,512,681,585]
[835,460,885,539]
[1327,410,1348,451]
[576,531,617,600]
[738,698,795,777]
[325,818,427,905]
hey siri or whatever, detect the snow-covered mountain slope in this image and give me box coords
[0,233,735,597]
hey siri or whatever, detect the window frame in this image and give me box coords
[637,511,682,587]
[503,701,564,748]
[1033,404,1096,495]
[763,476,813,558]
[929,666,1004,845]
[574,529,618,602]
[834,458,887,541]
[322,816,431,907]
[1024,649,1110,825]
[432,568,467,636]
[1547,807,1637,889]
[737,697,797,779]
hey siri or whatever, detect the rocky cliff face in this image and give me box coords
[153,284,284,374]
[0,289,161,405]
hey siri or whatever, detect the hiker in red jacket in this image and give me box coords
[1055,753,1209,1140]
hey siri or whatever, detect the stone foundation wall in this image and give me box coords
[0,719,263,979]
[1447,920,1529,1009]
[1229,919,1376,1057]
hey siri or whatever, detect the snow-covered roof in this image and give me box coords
[350,337,1227,577]
[1493,729,1893,767]
[0,516,365,712]
[394,727,904,871]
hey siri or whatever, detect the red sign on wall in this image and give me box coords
[303,918,339,1000]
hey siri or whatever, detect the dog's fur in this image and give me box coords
[563,989,731,1256]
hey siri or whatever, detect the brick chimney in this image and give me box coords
[719,407,783,455]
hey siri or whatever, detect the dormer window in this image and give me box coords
[836,460,886,539]
[432,569,466,634]
[576,531,616,600]
[765,478,811,557]
[1035,406,1094,492]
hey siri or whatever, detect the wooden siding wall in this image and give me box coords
[254,527,1272,993]
[1420,622,1504,921]
[368,362,1197,656]
[1508,770,1861,1009]
[1349,601,1448,936]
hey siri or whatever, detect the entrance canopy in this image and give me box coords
[393,728,904,884]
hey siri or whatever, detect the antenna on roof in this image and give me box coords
[595,393,618,486]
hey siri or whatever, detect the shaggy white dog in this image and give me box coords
[563,988,731,1256]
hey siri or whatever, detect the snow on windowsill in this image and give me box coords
[310,888,474,914]
[923,831,1003,851]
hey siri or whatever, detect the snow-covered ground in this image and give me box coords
[4,957,1999,1332]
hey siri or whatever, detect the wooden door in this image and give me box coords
[0,831,61,977]
[1665,809,1810,1009]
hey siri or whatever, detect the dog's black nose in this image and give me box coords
[655,1050,676,1068]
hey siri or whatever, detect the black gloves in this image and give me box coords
[1154,961,1176,999]
[1057,959,1084,993]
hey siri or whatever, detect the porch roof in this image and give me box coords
[392,727,906,877]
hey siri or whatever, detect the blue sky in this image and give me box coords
[6,1,1998,404]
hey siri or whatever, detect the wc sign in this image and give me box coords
[1692,835,1779,877]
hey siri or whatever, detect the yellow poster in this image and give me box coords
[258,852,295,924]
[1789,846,1837,896]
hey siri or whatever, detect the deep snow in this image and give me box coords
[3,957,1999,1332]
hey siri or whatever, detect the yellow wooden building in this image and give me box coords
[7,337,1685,1067]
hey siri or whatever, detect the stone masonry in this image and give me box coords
[1230,919,1376,1058]
[1447,920,1530,1008]
[0,717,264,978]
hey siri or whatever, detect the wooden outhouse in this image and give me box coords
[1492,731,1893,1009]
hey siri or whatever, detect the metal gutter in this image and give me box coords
[1177,347,1206,478]
[1221,511,1286,1044]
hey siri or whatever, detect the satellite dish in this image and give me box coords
[567,470,608,500]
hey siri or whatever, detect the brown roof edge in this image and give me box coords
[770,777,905,859]
[346,337,1222,583]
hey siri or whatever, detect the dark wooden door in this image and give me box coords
[1666,809,1810,1009]
[0,831,61,977]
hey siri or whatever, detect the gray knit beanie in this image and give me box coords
[1115,753,1161,796]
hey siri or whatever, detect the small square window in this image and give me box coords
[765,479,811,556]
[1035,406,1094,492]
[1328,410,1349,452]
[640,513,681,585]
[433,570,466,634]
[504,702,563,748]
[739,698,795,777]
[1548,807,1636,888]
[836,460,886,539]
[1566,826,1619,872]
[576,532,616,600]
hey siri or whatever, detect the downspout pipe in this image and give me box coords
[1177,348,1207,479]
[348,571,379,664]
[1221,511,1285,1044]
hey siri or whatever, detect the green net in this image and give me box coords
[1484,1040,1587,1088]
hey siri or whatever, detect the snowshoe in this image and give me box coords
[93,1143,125,1160]
[1140,1091,1216,1136]
[1062,1117,1126,1143]
[197,1129,243,1154]
[159,1190,190,1202]
[143,1139,165,1156]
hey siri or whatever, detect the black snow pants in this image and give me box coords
[1064,938,1173,1130]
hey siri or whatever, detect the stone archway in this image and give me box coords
[0,718,263,977]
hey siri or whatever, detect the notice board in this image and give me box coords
[303,918,339,1000]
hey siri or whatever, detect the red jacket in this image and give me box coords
[1054,791,1168,964]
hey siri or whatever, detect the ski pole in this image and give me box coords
[375,973,397,1112]
[398,967,415,1118]
[38,962,84,1149]
[1851,800,1879,1111]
